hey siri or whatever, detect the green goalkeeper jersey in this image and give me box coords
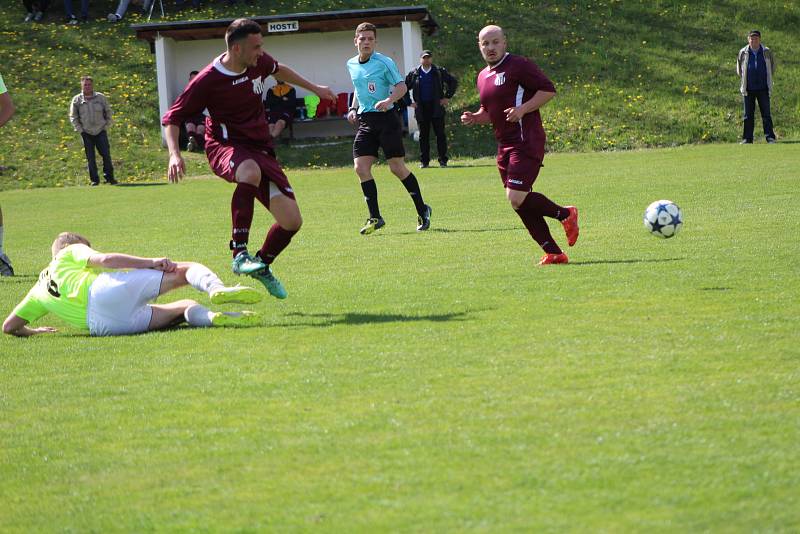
[12,244,101,329]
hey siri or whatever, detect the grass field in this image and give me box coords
[1,143,799,530]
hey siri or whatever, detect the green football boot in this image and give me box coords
[251,265,287,299]
[359,217,386,235]
[209,285,263,305]
[232,251,266,275]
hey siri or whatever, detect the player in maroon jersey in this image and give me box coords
[461,25,579,265]
[162,19,336,298]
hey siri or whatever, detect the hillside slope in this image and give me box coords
[0,0,797,189]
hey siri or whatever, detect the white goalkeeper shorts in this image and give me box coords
[86,269,164,336]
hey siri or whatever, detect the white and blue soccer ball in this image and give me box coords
[643,200,682,238]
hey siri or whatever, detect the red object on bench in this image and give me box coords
[336,92,350,116]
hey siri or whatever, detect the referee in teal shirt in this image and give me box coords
[346,22,432,235]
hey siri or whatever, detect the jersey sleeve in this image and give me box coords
[518,58,556,94]
[11,286,48,324]
[0,73,7,94]
[381,56,404,86]
[162,73,209,127]
[61,243,98,267]
[260,52,279,76]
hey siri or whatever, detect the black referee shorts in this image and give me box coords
[353,111,406,160]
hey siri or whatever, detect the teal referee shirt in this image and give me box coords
[346,52,404,113]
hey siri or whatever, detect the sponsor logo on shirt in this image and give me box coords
[251,76,266,95]
[494,72,506,86]
[508,179,523,185]
[368,81,376,93]
[232,76,249,86]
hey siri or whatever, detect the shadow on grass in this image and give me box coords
[116,182,168,187]
[376,227,518,236]
[0,275,39,283]
[570,257,685,266]
[275,310,475,328]
[699,287,732,291]
[422,162,497,168]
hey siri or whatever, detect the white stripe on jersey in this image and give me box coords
[221,123,228,140]
[515,85,525,141]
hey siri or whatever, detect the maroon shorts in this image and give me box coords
[267,111,293,125]
[497,146,543,191]
[205,139,295,203]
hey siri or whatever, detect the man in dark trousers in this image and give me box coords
[405,50,457,168]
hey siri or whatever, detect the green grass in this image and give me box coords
[1,0,799,188]
[1,144,799,530]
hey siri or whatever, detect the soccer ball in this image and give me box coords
[643,200,682,238]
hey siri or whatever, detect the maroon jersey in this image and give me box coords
[162,52,279,148]
[477,53,556,161]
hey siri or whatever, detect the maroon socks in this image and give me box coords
[230,183,258,258]
[515,192,564,254]
[258,224,297,265]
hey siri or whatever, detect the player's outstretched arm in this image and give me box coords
[164,124,185,183]
[88,253,177,272]
[2,313,57,337]
[274,64,337,104]
[461,107,490,125]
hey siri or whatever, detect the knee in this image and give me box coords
[388,160,408,178]
[284,216,302,232]
[507,191,526,210]
[174,262,194,278]
[354,162,372,180]
[236,160,261,186]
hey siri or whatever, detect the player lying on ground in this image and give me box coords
[461,25,579,265]
[2,232,262,337]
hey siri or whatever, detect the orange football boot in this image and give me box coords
[561,206,579,247]
[538,252,569,266]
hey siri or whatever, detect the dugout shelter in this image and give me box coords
[133,6,439,140]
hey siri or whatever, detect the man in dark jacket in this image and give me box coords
[405,50,458,167]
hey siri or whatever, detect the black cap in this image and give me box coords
[748,30,761,37]
[420,50,432,58]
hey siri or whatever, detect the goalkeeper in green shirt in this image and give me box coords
[3,232,264,337]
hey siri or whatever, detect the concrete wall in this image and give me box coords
[157,27,414,124]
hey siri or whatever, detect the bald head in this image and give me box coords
[479,25,504,41]
[478,25,507,65]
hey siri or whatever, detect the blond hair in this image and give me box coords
[51,232,91,257]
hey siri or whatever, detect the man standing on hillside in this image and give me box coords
[70,75,117,186]
[405,50,458,168]
[460,25,579,265]
[736,30,776,144]
[162,18,336,300]
[347,22,432,235]
[0,72,16,276]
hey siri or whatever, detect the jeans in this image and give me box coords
[742,90,775,141]
[113,0,155,17]
[81,131,115,183]
[417,101,448,165]
[64,0,89,18]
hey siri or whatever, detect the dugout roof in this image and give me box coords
[132,5,439,44]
